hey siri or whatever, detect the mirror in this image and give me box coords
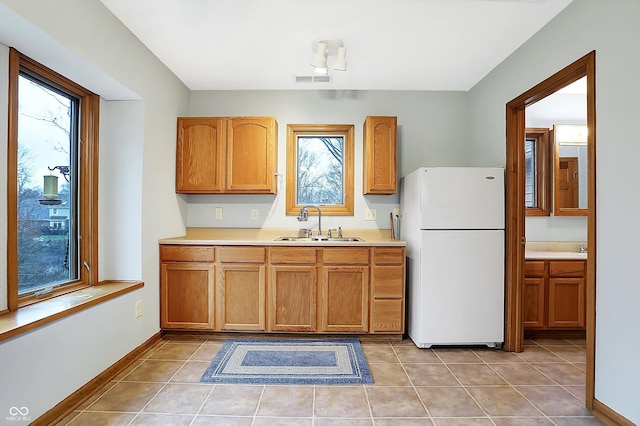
[286,124,354,216]
[553,124,588,215]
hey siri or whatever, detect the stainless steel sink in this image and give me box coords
[275,236,364,242]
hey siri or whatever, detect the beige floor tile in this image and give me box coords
[143,383,212,414]
[256,386,313,417]
[146,342,201,360]
[472,349,524,363]
[170,361,211,383]
[490,363,555,385]
[55,411,81,425]
[63,411,137,425]
[199,385,263,416]
[432,348,483,364]
[130,413,195,425]
[315,418,373,426]
[432,418,493,426]
[516,386,592,416]
[416,386,484,417]
[465,386,541,416]
[191,342,224,361]
[404,363,460,386]
[564,385,586,400]
[491,417,554,425]
[253,417,314,425]
[532,363,585,385]
[191,415,253,425]
[88,382,164,412]
[365,387,428,417]
[76,381,117,410]
[447,364,506,386]
[113,360,143,381]
[394,346,442,363]
[361,343,399,363]
[122,359,185,382]
[314,386,370,418]
[532,338,572,346]
[543,345,587,363]
[516,347,563,363]
[368,362,412,386]
[572,362,587,372]
[375,419,434,425]
[549,417,605,425]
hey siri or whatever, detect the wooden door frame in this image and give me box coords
[504,51,596,409]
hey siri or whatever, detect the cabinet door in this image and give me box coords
[176,117,225,193]
[217,263,266,331]
[548,277,585,329]
[523,277,545,329]
[226,117,277,193]
[320,266,369,332]
[363,116,397,194]
[161,262,215,329]
[268,265,317,332]
[370,265,404,333]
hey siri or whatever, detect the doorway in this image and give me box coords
[504,51,596,408]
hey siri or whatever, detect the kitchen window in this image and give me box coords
[524,128,551,216]
[7,49,99,310]
[286,124,354,216]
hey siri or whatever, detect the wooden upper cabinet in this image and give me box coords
[176,116,277,194]
[363,116,398,194]
[226,117,277,193]
[176,117,225,193]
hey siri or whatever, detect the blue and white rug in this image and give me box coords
[200,339,373,385]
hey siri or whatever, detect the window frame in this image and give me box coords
[524,127,551,216]
[286,124,354,216]
[7,48,99,311]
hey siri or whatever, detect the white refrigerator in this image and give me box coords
[400,167,505,348]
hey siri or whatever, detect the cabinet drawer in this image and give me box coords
[370,299,404,333]
[217,246,265,263]
[322,248,369,264]
[374,248,405,265]
[524,260,545,277]
[270,247,317,264]
[372,266,404,298]
[550,261,585,277]
[160,245,214,262]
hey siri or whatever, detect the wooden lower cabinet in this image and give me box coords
[524,259,585,331]
[370,247,405,333]
[320,266,369,332]
[269,265,317,331]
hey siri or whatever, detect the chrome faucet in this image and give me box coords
[578,244,587,253]
[297,205,323,238]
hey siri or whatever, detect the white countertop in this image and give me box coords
[525,241,588,260]
[159,227,406,247]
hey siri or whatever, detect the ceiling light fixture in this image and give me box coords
[311,39,347,75]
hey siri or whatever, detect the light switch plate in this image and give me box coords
[251,209,259,220]
[214,207,223,220]
[135,300,142,318]
[392,208,400,217]
[364,208,377,221]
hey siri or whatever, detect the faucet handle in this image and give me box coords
[338,225,342,238]
[328,228,337,238]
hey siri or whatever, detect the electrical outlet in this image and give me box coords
[364,208,377,221]
[214,207,223,220]
[251,209,259,220]
[392,208,400,217]
[135,300,142,318]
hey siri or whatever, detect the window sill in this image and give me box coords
[0,280,144,343]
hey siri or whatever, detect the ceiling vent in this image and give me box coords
[295,75,333,83]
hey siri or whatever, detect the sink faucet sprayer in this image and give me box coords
[297,205,322,238]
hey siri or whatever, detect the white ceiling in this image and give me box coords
[100,0,573,91]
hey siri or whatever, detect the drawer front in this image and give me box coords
[374,248,405,265]
[370,299,404,333]
[322,248,370,264]
[217,246,265,263]
[270,247,317,264]
[372,266,404,298]
[524,260,545,277]
[160,245,214,262]
[550,261,585,277]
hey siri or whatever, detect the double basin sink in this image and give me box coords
[275,236,365,242]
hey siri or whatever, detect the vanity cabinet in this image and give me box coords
[216,247,266,331]
[363,116,398,195]
[268,247,318,332]
[524,259,585,331]
[320,248,370,333]
[160,246,215,329]
[176,116,277,194]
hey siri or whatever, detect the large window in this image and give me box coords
[286,124,354,216]
[8,49,99,310]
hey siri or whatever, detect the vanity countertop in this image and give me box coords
[525,241,587,260]
[159,227,406,247]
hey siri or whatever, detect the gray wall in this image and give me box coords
[468,0,640,422]
[186,90,471,230]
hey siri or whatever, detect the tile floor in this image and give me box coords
[58,336,604,425]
